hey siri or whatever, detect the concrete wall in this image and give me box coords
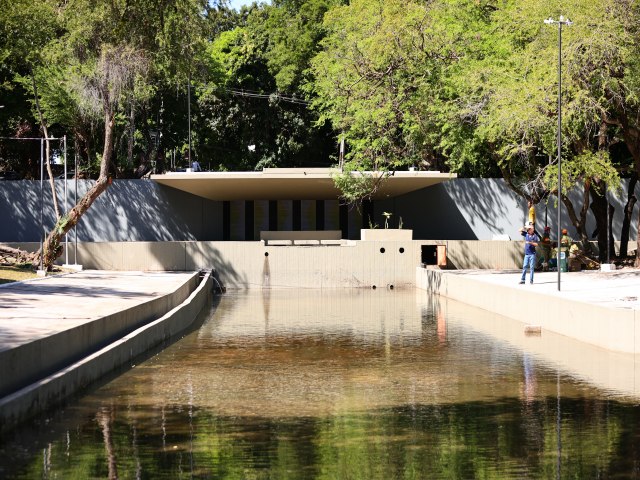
[427,292,640,398]
[4,240,523,289]
[0,178,637,243]
[0,272,213,432]
[377,178,639,242]
[417,268,640,353]
[0,179,221,242]
[0,272,199,398]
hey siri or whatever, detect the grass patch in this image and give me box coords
[0,265,38,284]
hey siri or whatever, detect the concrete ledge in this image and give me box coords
[263,239,293,246]
[360,229,412,241]
[0,273,198,398]
[293,239,321,246]
[0,271,212,432]
[320,239,347,246]
[417,268,640,353]
[431,294,640,398]
[260,230,342,241]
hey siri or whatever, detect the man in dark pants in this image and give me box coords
[519,223,540,284]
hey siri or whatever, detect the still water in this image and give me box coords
[2,288,640,479]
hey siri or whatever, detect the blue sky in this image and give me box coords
[227,0,254,10]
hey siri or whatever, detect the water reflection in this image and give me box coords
[1,289,640,479]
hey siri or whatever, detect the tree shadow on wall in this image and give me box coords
[186,242,248,290]
[0,181,50,243]
[78,180,201,242]
[389,179,521,240]
[443,179,521,237]
[447,241,522,270]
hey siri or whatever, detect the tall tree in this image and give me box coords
[309,0,476,202]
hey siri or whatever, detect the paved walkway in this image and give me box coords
[449,268,640,311]
[0,270,197,353]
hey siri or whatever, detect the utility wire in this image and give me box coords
[227,89,311,105]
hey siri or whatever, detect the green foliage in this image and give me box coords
[2,0,640,219]
[331,161,391,205]
[544,150,620,196]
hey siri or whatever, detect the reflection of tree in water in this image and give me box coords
[3,397,634,479]
[96,405,118,480]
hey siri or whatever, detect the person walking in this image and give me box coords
[519,223,540,284]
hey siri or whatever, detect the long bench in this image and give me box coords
[260,230,343,246]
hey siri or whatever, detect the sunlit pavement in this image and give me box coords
[0,270,196,353]
[450,268,640,310]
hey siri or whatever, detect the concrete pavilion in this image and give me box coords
[151,168,456,240]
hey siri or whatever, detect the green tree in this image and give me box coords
[196,1,335,171]
[309,0,472,202]
[441,0,630,257]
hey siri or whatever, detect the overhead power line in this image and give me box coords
[227,89,311,105]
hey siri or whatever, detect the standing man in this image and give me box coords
[519,223,540,284]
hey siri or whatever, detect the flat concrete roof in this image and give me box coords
[151,167,456,201]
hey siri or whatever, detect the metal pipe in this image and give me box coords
[557,21,562,291]
[40,138,44,272]
[64,135,68,266]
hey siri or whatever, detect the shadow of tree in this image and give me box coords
[187,242,248,290]
[0,178,635,248]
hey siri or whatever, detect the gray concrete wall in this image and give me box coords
[416,268,640,353]
[0,179,221,242]
[426,292,640,398]
[0,272,213,432]
[4,240,522,288]
[0,272,199,398]
[0,178,637,243]
[376,178,639,242]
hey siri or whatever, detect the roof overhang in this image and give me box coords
[151,168,456,201]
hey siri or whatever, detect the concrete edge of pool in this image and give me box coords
[418,268,640,353]
[0,270,213,433]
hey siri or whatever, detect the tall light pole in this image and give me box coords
[544,15,572,292]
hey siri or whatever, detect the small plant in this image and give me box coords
[382,211,392,228]
[368,218,379,229]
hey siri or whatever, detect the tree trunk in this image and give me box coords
[636,208,640,268]
[40,110,115,270]
[127,101,134,167]
[561,181,592,254]
[31,73,60,220]
[618,117,640,265]
[620,172,638,257]
[590,185,612,263]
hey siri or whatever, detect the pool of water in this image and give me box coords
[2,288,640,479]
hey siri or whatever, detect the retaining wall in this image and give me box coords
[5,240,523,289]
[0,273,198,398]
[416,268,640,353]
[0,272,213,432]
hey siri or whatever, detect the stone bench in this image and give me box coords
[260,230,344,246]
[260,230,342,241]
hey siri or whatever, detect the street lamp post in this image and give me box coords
[544,15,572,292]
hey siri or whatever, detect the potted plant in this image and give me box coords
[360,212,412,240]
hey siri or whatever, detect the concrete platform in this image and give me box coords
[418,267,640,353]
[0,270,214,431]
[0,270,197,354]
